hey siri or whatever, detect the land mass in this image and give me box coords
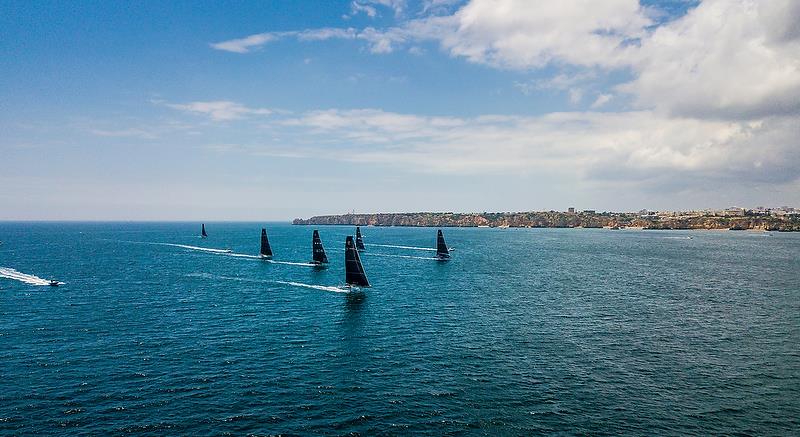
[293,210,800,231]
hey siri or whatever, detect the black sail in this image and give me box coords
[201,223,208,237]
[345,236,370,287]
[312,230,328,264]
[355,226,366,251]
[436,229,450,259]
[260,228,273,258]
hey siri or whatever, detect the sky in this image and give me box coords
[1,0,799,220]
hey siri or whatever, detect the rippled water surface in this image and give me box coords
[1,222,798,435]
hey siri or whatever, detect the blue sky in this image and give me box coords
[2,0,798,220]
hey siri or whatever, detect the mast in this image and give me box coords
[260,228,273,258]
[201,223,208,238]
[436,229,450,259]
[312,230,328,264]
[355,226,365,251]
[345,236,370,287]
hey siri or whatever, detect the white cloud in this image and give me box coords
[163,101,273,121]
[212,0,800,120]
[202,0,800,190]
[620,0,800,119]
[406,0,800,118]
[296,27,357,41]
[243,107,798,186]
[426,0,650,69]
[591,94,613,108]
[421,0,464,15]
[349,0,407,18]
[209,33,281,54]
[568,88,583,104]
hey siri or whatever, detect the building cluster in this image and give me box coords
[565,206,798,218]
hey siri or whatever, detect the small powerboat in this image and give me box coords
[48,280,59,287]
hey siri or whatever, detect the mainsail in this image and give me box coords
[201,223,208,238]
[345,236,370,287]
[260,228,273,258]
[312,230,329,264]
[436,229,450,259]
[355,226,366,251]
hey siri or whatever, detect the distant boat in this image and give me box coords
[610,226,621,230]
[201,224,208,238]
[48,280,59,287]
[436,229,451,260]
[260,228,273,259]
[345,236,370,288]
[311,230,329,265]
[355,226,366,251]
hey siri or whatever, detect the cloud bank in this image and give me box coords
[202,0,800,193]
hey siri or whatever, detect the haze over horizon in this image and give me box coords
[2,0,799,221]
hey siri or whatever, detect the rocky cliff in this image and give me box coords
[293,212,800,231]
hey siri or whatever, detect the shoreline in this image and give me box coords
[292,211,800,232]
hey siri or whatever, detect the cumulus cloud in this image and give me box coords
[620,0,800,119]
[411,0,800,119]
[203,0,800,191]
[211,0,800,120]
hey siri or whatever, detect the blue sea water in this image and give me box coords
[1,222,798,435]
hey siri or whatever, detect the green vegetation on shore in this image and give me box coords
[293,211,800,231]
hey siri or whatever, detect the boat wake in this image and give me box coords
[0,267,57,286]
[155,243,234,253]
[365,243,436,252]
[224,253,261,259]
[187,273,348,293]
[267,260,318,267]
[275,281,350,293]
[363,252,439,261]
[149,242,316,266]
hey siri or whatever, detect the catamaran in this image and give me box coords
[260,228,273,259]
[436,229,451,260]
[355,226,366,251]
[201,223,208,238]
[311,230,329,265]
[345,235,370,288]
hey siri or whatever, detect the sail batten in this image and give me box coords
[260,228,273,258]
[436,229,450,259]
[312,230,328,264]
[345,236,370,287]
[355,226,365,251]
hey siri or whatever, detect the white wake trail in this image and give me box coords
[365,243,436,252]
[0,267,55,286]
[266,260,318,267]
[275,281,350,293]
[156,243,234,254]
[225,253,262,259]
[187,273,349,293]
[152,242,316,266]
[363,252,439,261]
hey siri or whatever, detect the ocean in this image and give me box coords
[1,222,798,435]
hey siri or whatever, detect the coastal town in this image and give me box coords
[293,206,800,231]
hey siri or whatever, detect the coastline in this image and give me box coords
[292,211,800,232]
